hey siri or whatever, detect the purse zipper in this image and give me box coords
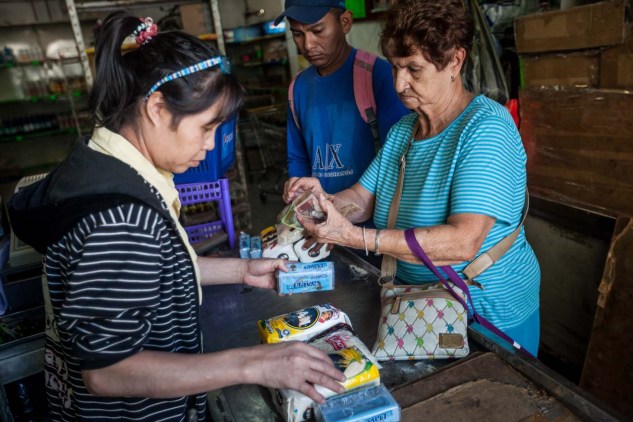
[385,290,463,314]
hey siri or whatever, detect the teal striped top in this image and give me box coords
[359,95,540,329]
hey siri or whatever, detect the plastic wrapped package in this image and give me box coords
[277,261,335,294]
[239,232,251,259]
[272,346,380,422]
[315,383,400,422]
[258,304,350,344]
[307,323,381,369]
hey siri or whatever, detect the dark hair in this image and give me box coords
[331,8,345,18]
[380,0,473,71]
[90,11,243,132]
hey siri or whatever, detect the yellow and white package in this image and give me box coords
[258,304,351,344]
[307,323,382,369]
[316,346,380,398]
[271,346,380,422]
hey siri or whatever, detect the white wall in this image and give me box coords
[218,0,284,29]
[347,20,383,57]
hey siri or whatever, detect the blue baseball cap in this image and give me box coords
[273,0,346,26]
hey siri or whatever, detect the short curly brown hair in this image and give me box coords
[380,0,474,71]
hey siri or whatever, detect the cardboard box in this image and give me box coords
[519,87,633,216]
[179,3,212,36]
[391,352,579,420]
[521,52,599,88]
[600,24,633,89]
[514,0,626,54]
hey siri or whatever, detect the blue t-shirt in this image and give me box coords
[287,48,409,194]
[359,95,540,330]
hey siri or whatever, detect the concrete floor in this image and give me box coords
[244,168,287,237]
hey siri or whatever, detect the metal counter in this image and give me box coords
[199,247,622,422]
[199,247,452,421]
[199,247,453,381]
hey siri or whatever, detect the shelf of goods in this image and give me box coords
[224,27,291,104]
[0,1,95,178]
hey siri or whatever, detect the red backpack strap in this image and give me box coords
[353,49,380,152]
[353,49,377,122]
[288,77,301,131]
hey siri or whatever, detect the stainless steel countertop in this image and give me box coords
[199,247,455,384]
[198,247,472,421]
[198,246,623,421]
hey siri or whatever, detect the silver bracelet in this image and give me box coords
[374,229,382,256]
[362,226,369,256]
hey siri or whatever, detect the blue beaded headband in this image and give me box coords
[144,56,231,100]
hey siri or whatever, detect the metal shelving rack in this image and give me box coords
[64,0,227,87]
[0,0,93,181]
[64,0,252,234]
[0,4,244,420]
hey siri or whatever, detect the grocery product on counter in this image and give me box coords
[306,323,381,368]
[273,346,380,422]
[277,261,335,295]
[259,303,386,422]
[258,304,350,344]
[315,383,400,422]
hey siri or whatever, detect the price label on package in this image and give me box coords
[277,261,335,295]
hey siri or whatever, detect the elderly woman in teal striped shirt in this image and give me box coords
[283,0,540,356]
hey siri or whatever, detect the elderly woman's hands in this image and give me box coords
[283,177,327,204]
[297,194,356,247]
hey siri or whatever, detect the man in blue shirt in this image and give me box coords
[275,0,409,195]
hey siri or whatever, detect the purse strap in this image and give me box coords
[403,229,473,312]
[404,228,535,358]
[462,190,529,280]
[380,121,419,283]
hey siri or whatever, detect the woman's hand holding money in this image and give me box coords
[297,194,357,247]
[283,177,327,203]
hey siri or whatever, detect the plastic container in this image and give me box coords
[239,232,251,258]
[249,235,262,258]
[173,114,237,184]
[175,178,235,248]
[277,261,335,295]
[262,20,286,35]
[234,25,263,42]
[183,220,225,244]
[315,383,400,422]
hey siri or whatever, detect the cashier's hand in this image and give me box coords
[283,177,327,203]
[248,342,346,403]
[241,259,288,290]
[297,194,354,247]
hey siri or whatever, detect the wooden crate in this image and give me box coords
[520,87,633,217]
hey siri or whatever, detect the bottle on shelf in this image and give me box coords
[2,46,16,64]
[22,66,48,98]
[46,64,66,95]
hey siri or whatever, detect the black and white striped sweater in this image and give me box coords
[9,139,207,421]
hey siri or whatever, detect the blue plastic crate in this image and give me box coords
[176,178,235,248]
[173,114,237,184]
[184,220,225,244]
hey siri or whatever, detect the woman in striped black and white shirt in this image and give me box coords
[9,11,344,422]
[283,0,540,357]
